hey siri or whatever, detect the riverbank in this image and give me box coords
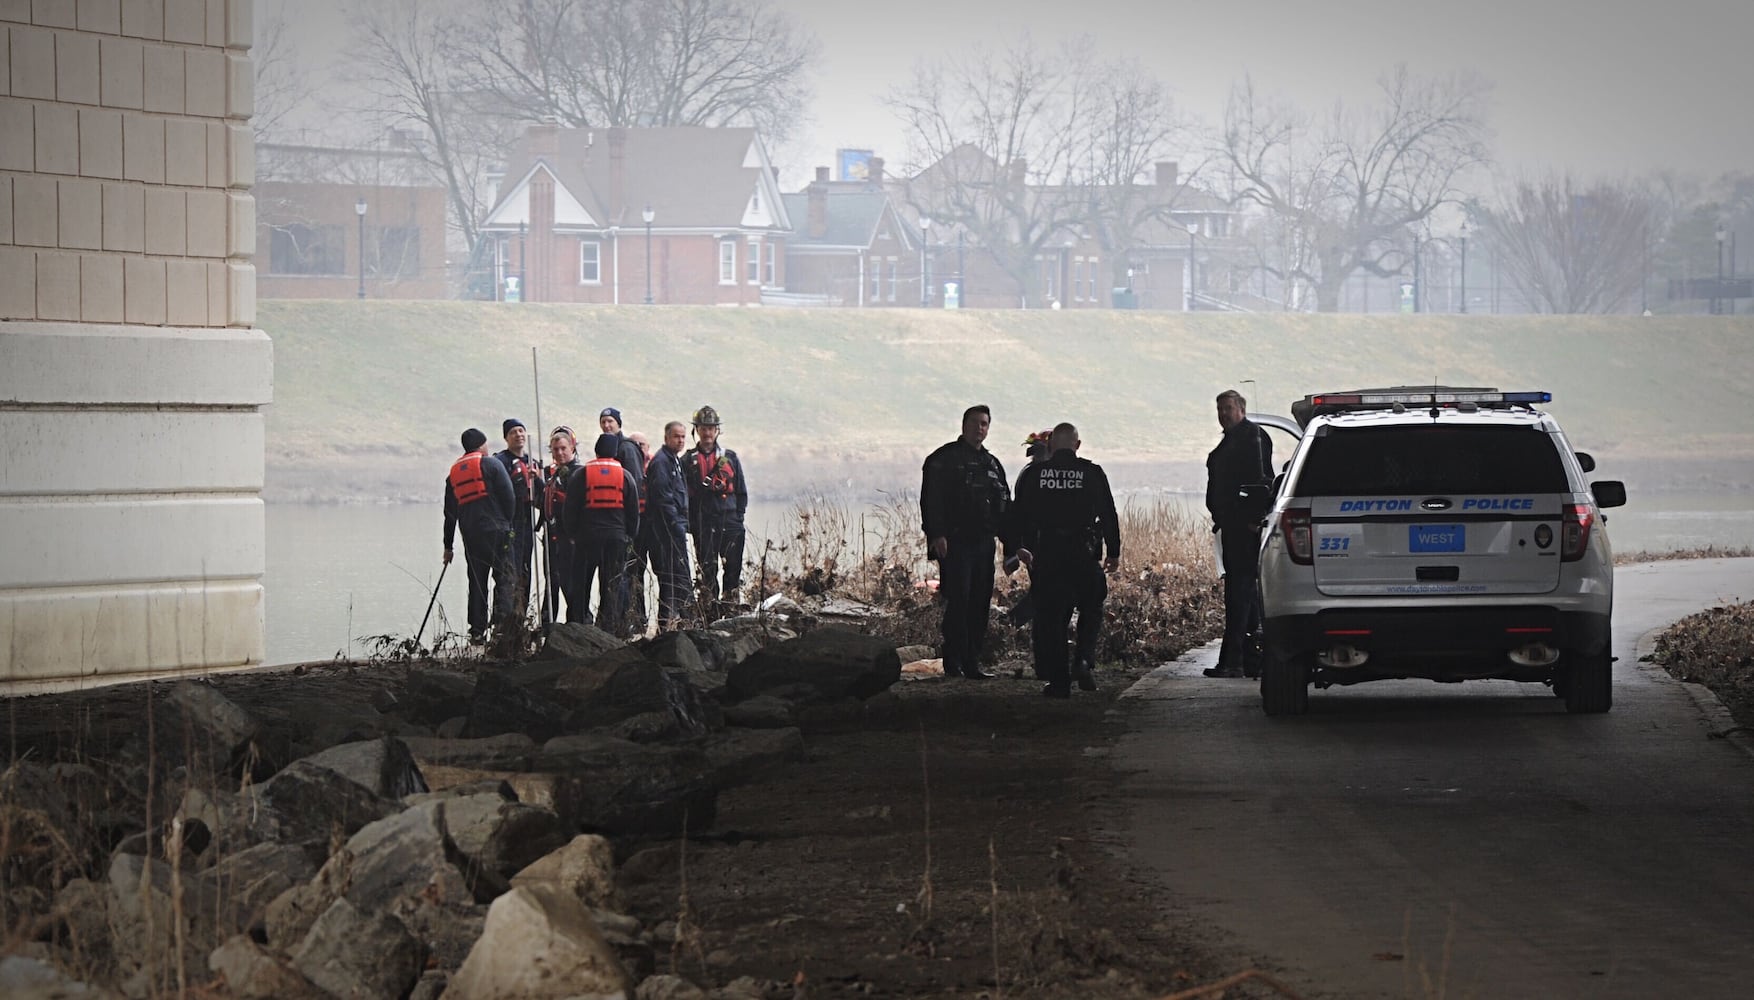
[1649,600,1754,732]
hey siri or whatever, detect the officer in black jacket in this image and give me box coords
[920,404,1011,680]
[563,434,642,628]
[443,428,517,644]
[1009,423,1121,697]
[1205,389,1275,678]
[645,420,693,631]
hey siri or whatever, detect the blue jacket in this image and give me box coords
[644,446,691,539]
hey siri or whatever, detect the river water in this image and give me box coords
[263,492,1754,665]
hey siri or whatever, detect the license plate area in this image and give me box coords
[1409,524,1465,553]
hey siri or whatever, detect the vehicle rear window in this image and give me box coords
[1295,425,1568,496]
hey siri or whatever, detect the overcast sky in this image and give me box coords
[282,0,1752,183]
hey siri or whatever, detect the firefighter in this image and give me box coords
[686,404,749,611]
[599,407,649,635]
[443,428,516,644]
[645,421,693,631]
[920,404,1012,680]
[1009,422,1121,698]
[494,418,545,627]
[563,434,641,629]
[543,426,584,623]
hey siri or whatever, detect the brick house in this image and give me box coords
[477,125,790,305]
[779,166,921,306]
[254,143,450,300]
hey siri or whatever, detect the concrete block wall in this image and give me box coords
[0,0,269,687]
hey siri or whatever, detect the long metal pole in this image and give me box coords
[1459,236,1468,314]
[415,562,448,647]
[644,220,653,304]
[531,347,550,629]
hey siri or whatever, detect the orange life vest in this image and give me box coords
[449,452,487,505]
[583,457,626,510]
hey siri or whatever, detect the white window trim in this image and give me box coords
[746,236,761,284]
[719,239,737,285]
[885,256,898,302]
[579,239,602,285]
[763,241,776,287]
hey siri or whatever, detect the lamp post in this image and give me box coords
[1186,221,1198,312]
[1715,225,1727,315]
[642,204,654,305]
[518,221,527,303]
[1458,220,1470,314]
[919,217,931,306]
[1412,231,1423,313]
[956,228,966,303]
[354,197,367,299]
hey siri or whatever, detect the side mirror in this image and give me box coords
[1575,451,1596,473]
[1591,481,1627,509]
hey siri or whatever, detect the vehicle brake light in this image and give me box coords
[1282,508,1313,565]
[1560,503,1594,562]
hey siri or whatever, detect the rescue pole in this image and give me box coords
[414,562,448,648]
[532,346,553,630]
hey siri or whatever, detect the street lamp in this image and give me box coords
[1458,219,1470,314]
[1186,221,1199,312]
[354,197,367,300]
[919,217,932,307]
[1716,225,1727,315]
[642,204,655,305]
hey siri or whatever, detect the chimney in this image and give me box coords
[608,127,627,221]
[868,156,884,187]
[807,168,828,239]
[529,123,560,158]
[1156,161,1179,188]
[1008,158,1027,188]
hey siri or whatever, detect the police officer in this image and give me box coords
[542,427,584,623]
[645,420,693,631]
[494,418,546,627]
[443,428,516,644]
[1009,423,1121,697]
[920,404,1011,680]
[564,434,641,629]
[686,404,748,610]
[1205,389,1275,678]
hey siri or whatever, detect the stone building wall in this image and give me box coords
[0,0,270,686]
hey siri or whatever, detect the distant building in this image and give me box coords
[254,142,450,300]
[476,125,790,305]
[779,166,920,307]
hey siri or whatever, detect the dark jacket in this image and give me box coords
[494,448,546,529]
[443,451,515,548]
[644,446,691,539]
[543,458,584,535]
[1205,418,1275,529]
[562,461,640,540]
[610,434,644,488]
[921,438,1010,544]
[686,444,748,535]
[1008,449,1121,564]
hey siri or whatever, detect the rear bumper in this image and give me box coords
[1265,607,1611,658]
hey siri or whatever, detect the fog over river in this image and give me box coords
[262,491,1754,665]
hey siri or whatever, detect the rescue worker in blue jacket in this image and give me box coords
[443,428,516,644]
[563,434,641,629]
[1008,422,1121,698]
[920,404,1012,680]
[542,426,584,624]
[686,404,748,610]
[494,418,545,626]
[644,420,693,631]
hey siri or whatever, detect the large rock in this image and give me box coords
[402,668,478,728]
[638,975,709,1000]
[543,621,625,660]
[554,647,683,728]
[642,631,704,673]
[402,733,538,772]
[208,935,323,1000]
[464,669,572,741]
[725,626,902,703]
[510,834,620,910]
[161,681,272,779]
[299,736,428,799]
[720,694,796,729]
[0,956,120,999]
[538,735,718,836]
[290,899,427,1000]
[107,853,220,984]
[253,758,402,849]
[446,885,631,1000]
[200,842,316,937]
[443,792,568,880]
[701,728,805,788]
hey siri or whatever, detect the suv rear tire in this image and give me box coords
[1562,649,1612,714]
[1261,650,1311,716]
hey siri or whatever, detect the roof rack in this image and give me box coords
[1290,386,1552,427]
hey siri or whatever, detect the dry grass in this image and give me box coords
[1648,601,1754,732]
[1617,545,1754,564]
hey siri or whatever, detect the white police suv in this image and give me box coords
[1256,388,1627,716]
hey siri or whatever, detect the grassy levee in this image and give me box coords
[260,300,1754,502]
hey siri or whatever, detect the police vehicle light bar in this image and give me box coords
[1307,391,1550,407]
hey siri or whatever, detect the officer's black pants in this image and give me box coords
[693,518,747,606]
[1031,556,1108,688]
[571,532,626,629]
[652,526,691,628]
[547,533,575,623]
[462,525,514,635]
[938,534,996,676]
[1219,525,1264,672]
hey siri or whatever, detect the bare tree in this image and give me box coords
[889,36,1192,304]
[1221,67,1491,312]
[251,2,306,142]
[1482,174,1654,314]
[454,0,818,144]
[344,0,516,259]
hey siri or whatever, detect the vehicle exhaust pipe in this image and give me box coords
[1507,642,1560,667]
[1318,644,1369,669]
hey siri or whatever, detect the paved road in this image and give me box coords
[1112,558,1754,999]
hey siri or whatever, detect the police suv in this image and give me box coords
[1256,388,1627,716]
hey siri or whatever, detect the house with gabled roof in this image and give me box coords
[477,125,791,305]
[779,166,923,307]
